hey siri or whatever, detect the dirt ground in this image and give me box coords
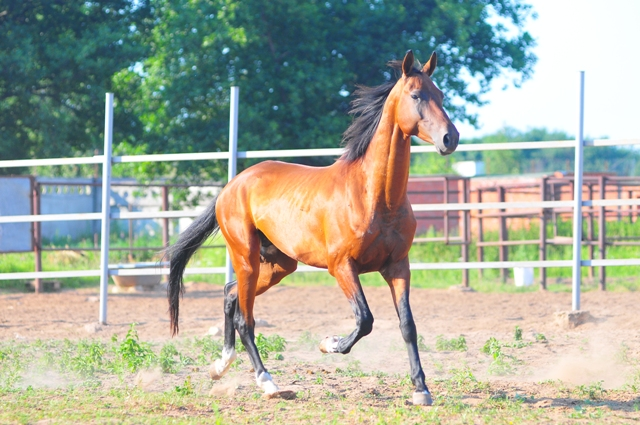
[2,282,639,389]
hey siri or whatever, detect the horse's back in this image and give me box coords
[216,160,349,266]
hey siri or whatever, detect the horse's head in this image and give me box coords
[395,50,459,156]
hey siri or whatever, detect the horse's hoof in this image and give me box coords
[319,335,342,353]
[209,365,223,381]
[264,389,297,400]
[412,390,433,406]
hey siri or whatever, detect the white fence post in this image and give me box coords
[225,86,239,284]
[99,93,114,324]
[572,72,585,311]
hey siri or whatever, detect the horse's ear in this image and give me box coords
[402,50,415,77]
[422,51,437,77]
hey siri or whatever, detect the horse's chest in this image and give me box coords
[352,217,413,271]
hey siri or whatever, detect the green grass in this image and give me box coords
[2,217,640,292]
[2,331,639,424]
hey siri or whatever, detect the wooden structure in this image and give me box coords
[407,173,640,289]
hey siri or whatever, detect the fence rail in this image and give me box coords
[2,74,640,323]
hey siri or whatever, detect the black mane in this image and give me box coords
[341,61,421,162]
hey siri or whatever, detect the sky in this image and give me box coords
[456,0,640,141]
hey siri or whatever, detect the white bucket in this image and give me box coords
[513,267,534,287]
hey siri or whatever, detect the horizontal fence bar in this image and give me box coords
[239,148,344,159]
[113,211,201,220]
[113,152,230,163]
[411,200,573,212]
[0,212,102,224]
[411,140,576,153]
[5,198,640,224]
[3,257,640,281]
[2,139,638,170]
[0,156,103,168]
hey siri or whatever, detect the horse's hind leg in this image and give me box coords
[209,280,239,380]
[381,257,431,406]
[210,230,297,395]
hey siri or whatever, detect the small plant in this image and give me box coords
[435,335,467,352]
[417,334,430,352]
[193,336,223,365]
[112,323,156,373]
[535,333,547,343]
[159,343,180,373]
[481,337,520,376]
[335,360,367,377]
[254,333,287,360]
[174,375,194,396]
[514,326,523,341]
[444,366,488,393]
[70,340,106,377]
[575,381,606,400]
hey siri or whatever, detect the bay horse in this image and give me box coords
[167,50,459,405]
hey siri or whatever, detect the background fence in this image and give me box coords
[2,73,640,324]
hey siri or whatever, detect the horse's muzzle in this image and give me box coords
[436,131,459,156]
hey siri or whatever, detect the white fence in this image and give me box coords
[2,74,640,324]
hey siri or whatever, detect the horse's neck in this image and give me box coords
[361,98,412,212]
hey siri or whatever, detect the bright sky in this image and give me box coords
[456,0,640,141]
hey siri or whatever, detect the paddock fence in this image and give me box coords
[2,74,640,323]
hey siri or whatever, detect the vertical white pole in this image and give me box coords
[571,72,585,311]
[225,86,239,284]
[99,93,114,324]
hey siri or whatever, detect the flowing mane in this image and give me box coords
[341,61,422,162]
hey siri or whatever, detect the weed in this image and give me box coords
[193,336,223,364]
[159,343,180,373]
[575,381,606,400]
[335,360,367,377]
[417,334,430,352]
[254,333,287,360]
[174,375,194,396]
[442,366,488,393]
[435,335,467,352]
[481,337,521,376]
[535,333,547,343]
[112,323,156,373]
[514,325,523,341]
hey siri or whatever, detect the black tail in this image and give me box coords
[166,197,220,336]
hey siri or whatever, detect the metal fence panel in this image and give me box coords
[0,177,32,252]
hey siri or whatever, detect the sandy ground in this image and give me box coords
[1,282,639,390]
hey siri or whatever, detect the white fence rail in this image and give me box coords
[2,72,640,323]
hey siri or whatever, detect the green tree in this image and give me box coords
[1,0,537,183]
[116,0,536,182]
[0,0,151,173]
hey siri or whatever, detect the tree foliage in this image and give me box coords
[0,0,151,171]
[0,0,537,181]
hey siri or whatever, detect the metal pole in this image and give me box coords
[539,177,547,290]
[225,86,239,284]
[32,178,42,294]
[571,71,585,311]
[99,93,114,324]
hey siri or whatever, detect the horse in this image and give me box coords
[167,50,459,405]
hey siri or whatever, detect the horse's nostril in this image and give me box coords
[443,134,451,148]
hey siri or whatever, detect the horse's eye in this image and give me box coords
[410,93,419,100]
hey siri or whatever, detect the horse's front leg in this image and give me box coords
[319,260,374,354]
[381,257,432,406]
